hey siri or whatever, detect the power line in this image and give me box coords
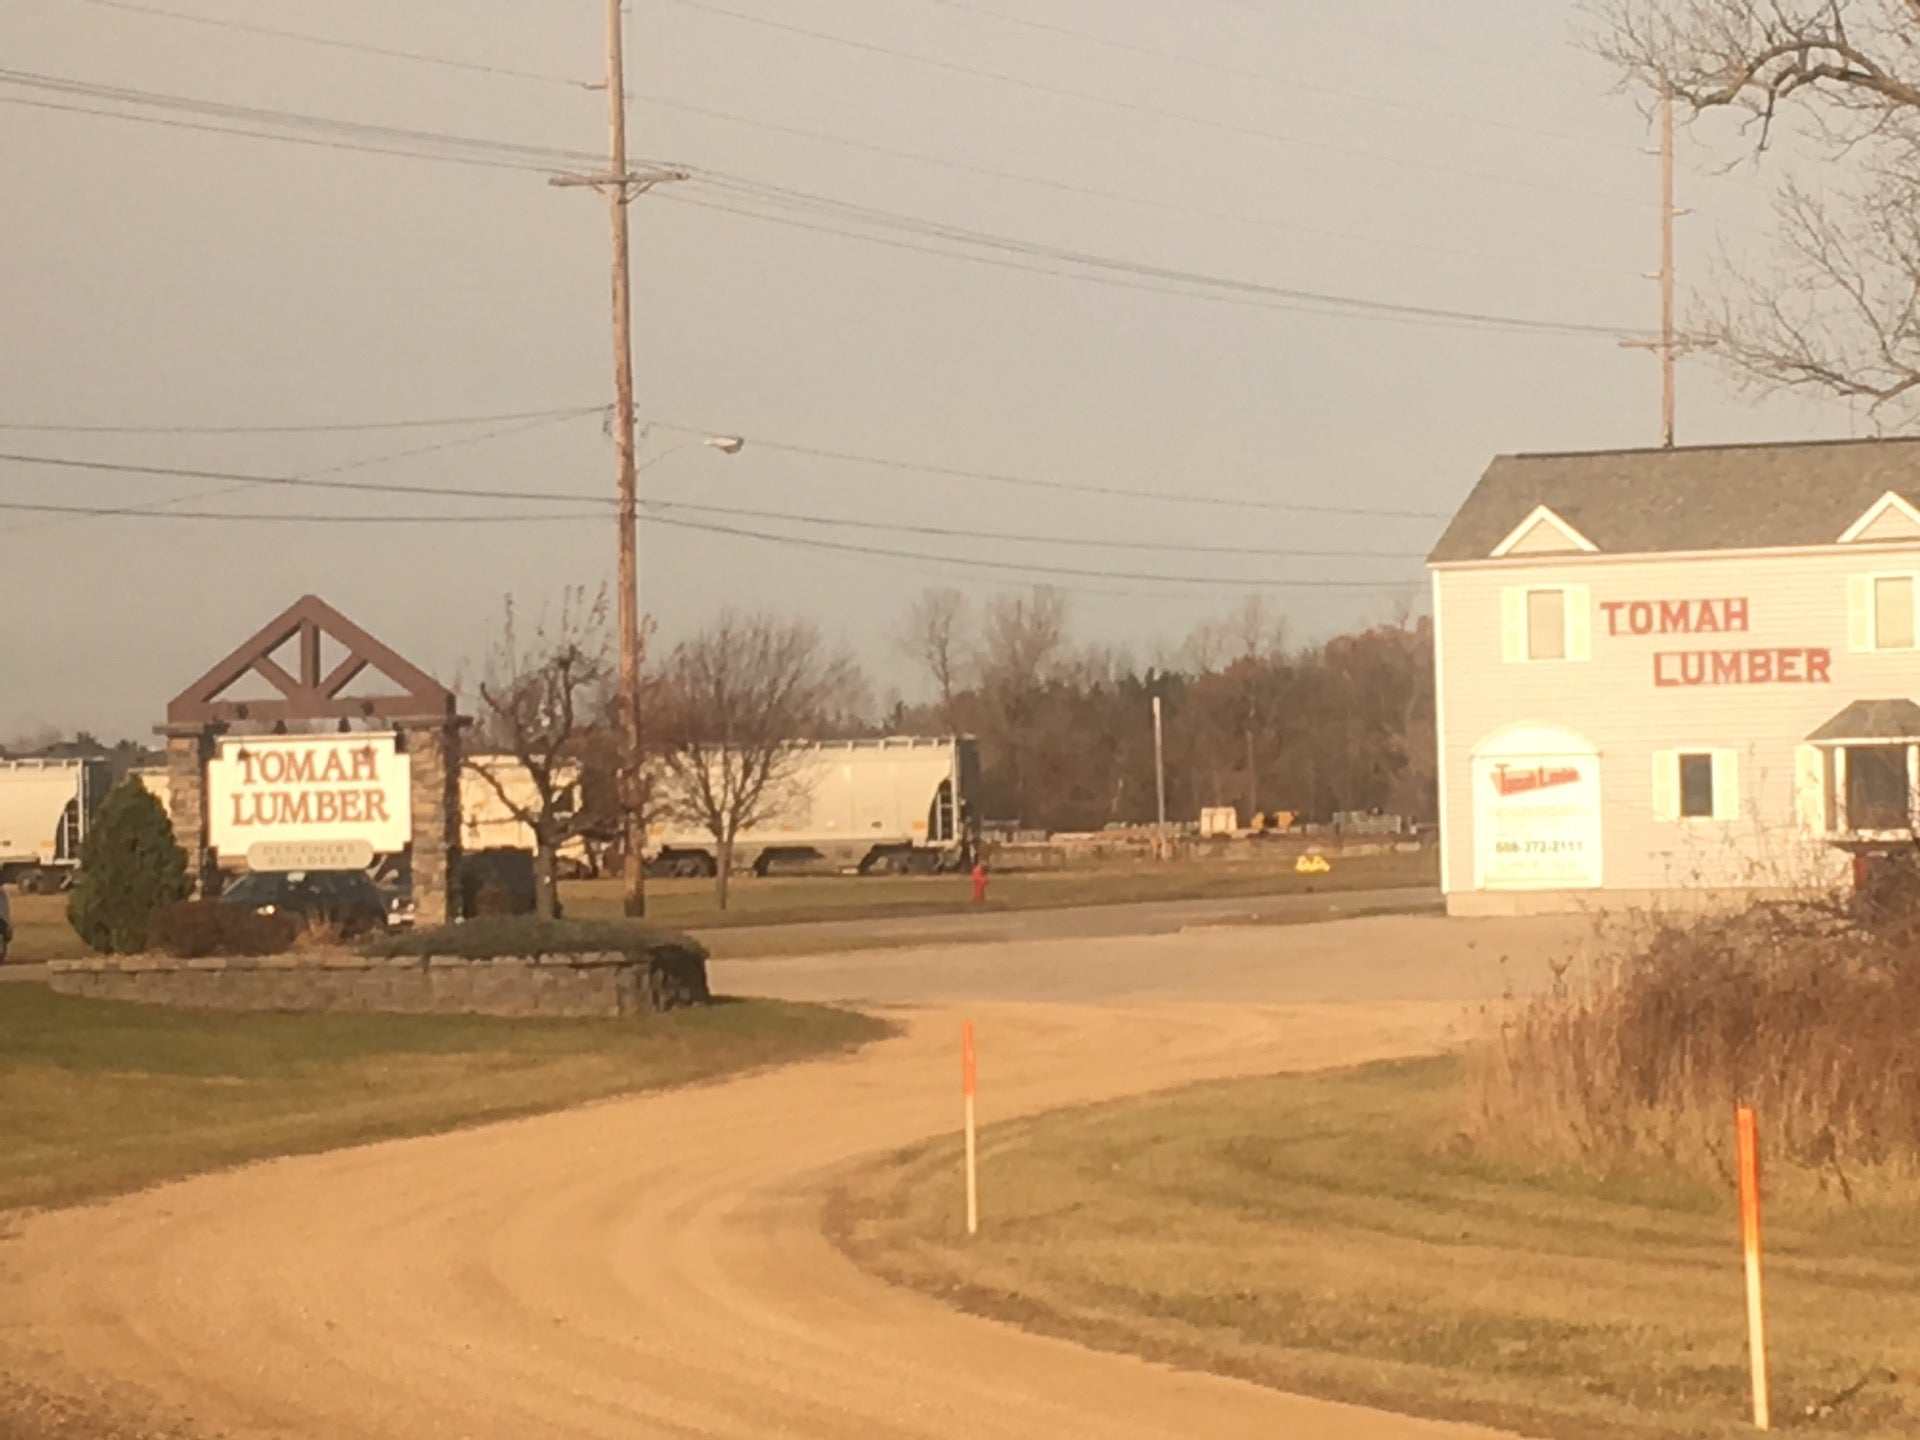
[654,425,1455,519]
[638,91,1640,280]
[3,421,1452,523]
[0,69,606,172]
[0,445,609,509]
[0,411,608,536]
[76,0,590,89]
[645,496,1428,557]
[910,0,1645,156]
[0,486,1428,561]
[0,498,595,525]
[663,0,1660,211]
[0,404,604,436]
[662,182,1638,340]
[7,65,1640,335]
[643,511,1420,590]
[0,93,564,174]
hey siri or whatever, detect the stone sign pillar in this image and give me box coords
[401,721,461,928]
[163,726,220,897]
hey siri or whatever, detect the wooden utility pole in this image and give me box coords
[555,3,684,917]
[1658,92,1678,449]
[1152,693,1168,860]
[1625,93,1686,447]
[606,0,646,918]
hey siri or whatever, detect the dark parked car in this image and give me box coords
[459,848,540,918]
[376,849,541,924]
[219,869,391,938]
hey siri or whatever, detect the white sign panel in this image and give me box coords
[246,839,377,873]
[1472,753,1603,890]
[208,734,411,860]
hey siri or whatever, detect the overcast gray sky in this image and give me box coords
[1,0,1848,740]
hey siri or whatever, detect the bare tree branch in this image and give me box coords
[1590,0,1920,416]
[650,611,867,909]
[465,587,612,918]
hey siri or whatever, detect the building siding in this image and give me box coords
[1435,542,1920,910]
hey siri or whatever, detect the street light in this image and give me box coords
[618,428,743,917]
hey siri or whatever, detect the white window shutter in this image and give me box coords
[1848,574,1873,651]
[1564,584,1592,661]
[1651,751,1679,823]
[1794,745,1827,833]
[1713,749,1741,822]
[1500,588,1526,664]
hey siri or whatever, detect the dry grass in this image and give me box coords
[831,1057,1920,1440]
[1472,903,1920,1198]
[0,986,889,1213]
[564,849,1438,928]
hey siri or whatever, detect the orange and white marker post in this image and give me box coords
[1735,1103,1771,1431]
[962,1019,979,1237]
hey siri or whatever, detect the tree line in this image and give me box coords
[890,588,1433,834]
[470,584,1434,913]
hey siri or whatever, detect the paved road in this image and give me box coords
[697,884,1440,957]
[3,913,1590,1440]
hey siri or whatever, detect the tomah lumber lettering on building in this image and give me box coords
[1430,440,1920,915]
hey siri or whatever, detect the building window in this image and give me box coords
[1653,748,1739,823]
[1845,745,1911,832]
[1678,753,1715,819]
[1876,576,1917,650]
[1850,573,1920,652]
[1502,584,1589,664]
[1527,589,1566,660]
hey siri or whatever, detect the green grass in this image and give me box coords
[831,1057,1920,1440]
[6,893,89,962]
[0,986,890,1213]
[3,850,1436,963]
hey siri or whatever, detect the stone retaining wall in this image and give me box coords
[45,949,708,1018]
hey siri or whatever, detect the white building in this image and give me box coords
[1431,437,1920,915]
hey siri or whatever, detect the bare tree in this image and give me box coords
[651,611,866,909]
[972,587,1070,826]
[1591,0,1920,415]
[897,588,972,732]
[467,589,612,919]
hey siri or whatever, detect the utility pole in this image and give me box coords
[1658,91,1677,449]
[1152,693,1168,861]
[554,2,684,918]
[1624,93,1689,448]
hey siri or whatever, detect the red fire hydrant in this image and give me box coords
[971,860,989,905]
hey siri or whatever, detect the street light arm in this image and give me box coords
[633,435,745,473]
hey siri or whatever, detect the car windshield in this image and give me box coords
[222,873,284,905]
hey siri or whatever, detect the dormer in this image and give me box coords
[1489,504,1599,559]
[1838,491,1920,545]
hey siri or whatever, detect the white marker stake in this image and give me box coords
[1736,1104,1771,1431]
[962,1019,978,1237]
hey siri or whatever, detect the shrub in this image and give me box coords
[366,916,709,1004]
[147,900,299,959]
[1472,901,1920,1191]
[67,778,191,955]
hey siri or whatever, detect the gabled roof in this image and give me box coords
[1839,490,1920,544]
[167,594,456,727]
[1807,699,1920,744]
[1490,504,1599,557]
[1429,436,1920,564]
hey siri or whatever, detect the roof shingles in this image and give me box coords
[1429,437,1920,564]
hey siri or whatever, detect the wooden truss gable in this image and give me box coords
[167,594,456,726]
